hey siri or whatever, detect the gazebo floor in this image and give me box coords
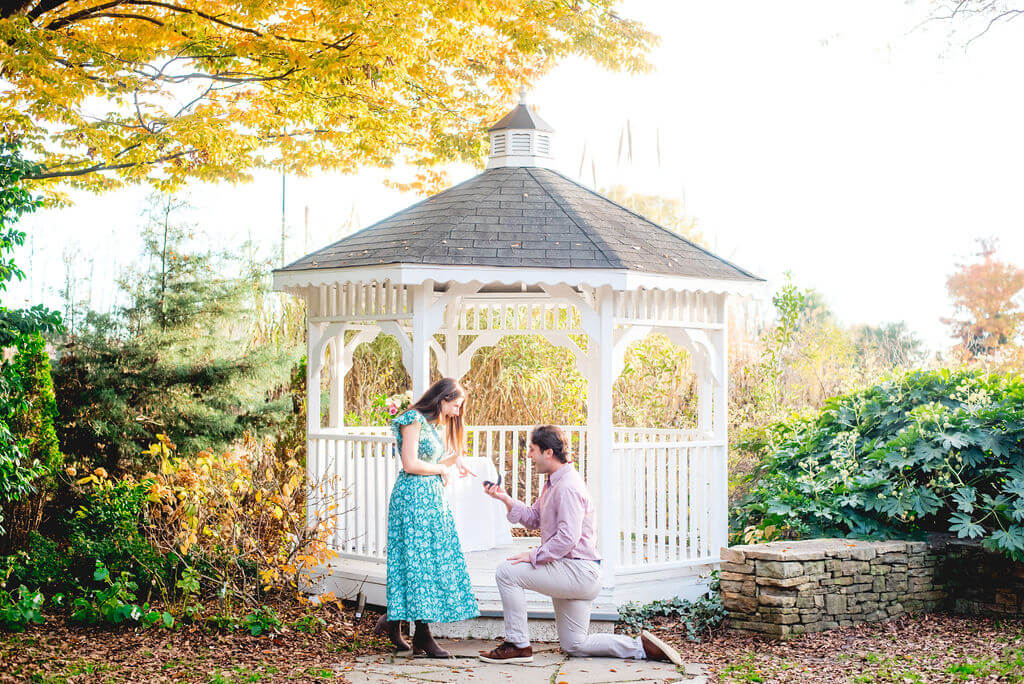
[309,539,617,616]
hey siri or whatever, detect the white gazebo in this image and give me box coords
[272,92,763,625]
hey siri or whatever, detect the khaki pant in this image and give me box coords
[495,559,644,659]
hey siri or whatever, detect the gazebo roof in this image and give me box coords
[278,166,761,282]
[487,103,554,132]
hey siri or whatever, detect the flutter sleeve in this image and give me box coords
[390,409,421,448]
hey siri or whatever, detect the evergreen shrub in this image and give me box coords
[0,332,62,552]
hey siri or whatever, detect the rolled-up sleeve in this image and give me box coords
[529,489,584,567]
[507,499,541,529]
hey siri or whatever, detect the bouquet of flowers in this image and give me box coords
[383,390,413,416]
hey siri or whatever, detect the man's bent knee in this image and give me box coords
[495,561,518,586]
[559,635,587,657]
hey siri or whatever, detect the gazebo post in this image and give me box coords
[411,281,434,397]
[696,354,713,437]
[328,328,346,428]
[590,286,619,578]
[712,300,730,553]
[306,320,324,530]
[442,297,459,380]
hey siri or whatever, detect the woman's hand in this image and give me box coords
[453,455,474,478]
[438,464,451,487]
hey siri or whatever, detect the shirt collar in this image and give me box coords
[547,463,573,486]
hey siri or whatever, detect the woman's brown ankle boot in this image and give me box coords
[412,620,451,658]
[373,614,411,653]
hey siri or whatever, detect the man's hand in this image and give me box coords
[507,551,532,565]
[483,482,512,506]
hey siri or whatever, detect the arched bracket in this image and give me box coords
[660,327,722,386]
[311,322,345,369]
[452,330,503,381]
[342,327,379,371]
[379,321,414,378]
[429,338,447,376]
[611,325,653,381]
[546,332,592,378]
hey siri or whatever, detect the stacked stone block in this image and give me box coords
[720,539,945,637]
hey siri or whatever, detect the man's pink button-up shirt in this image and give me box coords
[507,464,602,568]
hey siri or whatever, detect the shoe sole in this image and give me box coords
[477,655,534,664]
[641,630,683,666]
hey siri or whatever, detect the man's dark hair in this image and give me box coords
[530,425,569,463]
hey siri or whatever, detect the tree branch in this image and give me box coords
[26,148,197,180]
[41,0,358,54]
[43,0,125,30]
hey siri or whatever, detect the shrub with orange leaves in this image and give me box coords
[139,433,340,608]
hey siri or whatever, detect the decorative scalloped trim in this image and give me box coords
[274,266,765,298]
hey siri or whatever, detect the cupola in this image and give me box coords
[486,88,555,169]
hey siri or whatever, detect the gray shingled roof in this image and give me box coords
[487,104,554,132]
[279,167,762,281]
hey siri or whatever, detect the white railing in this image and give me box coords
[466,425,588,504]
[309,425,720,570]
[308,425,587,559]
[309,430,397,561]
[614,437,725,569]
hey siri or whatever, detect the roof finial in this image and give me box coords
[518,86,528,105]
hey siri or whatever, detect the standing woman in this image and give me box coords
[373,377,479,657]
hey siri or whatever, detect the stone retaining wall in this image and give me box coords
[720,539,945,637]
[939,538,1024,618]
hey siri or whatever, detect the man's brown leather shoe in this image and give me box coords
[478,640,534,663]
[640,631,683,665]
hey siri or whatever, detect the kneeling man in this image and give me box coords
[480,425,681,665]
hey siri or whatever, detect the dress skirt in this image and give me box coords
[385,471,479,622]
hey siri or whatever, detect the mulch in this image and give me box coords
[652,612,1024,682]
[0,599,389,683]
[3,603,1023,682]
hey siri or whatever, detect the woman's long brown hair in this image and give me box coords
[408,377,466,458]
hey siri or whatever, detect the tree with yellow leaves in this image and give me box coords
[1,1,653,195]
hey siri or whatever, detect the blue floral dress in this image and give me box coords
[386,409,479,622]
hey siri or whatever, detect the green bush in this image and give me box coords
[64,478,167,594]
[1,532,68,592]
[732,369,1024,560]
[241,605,282,636]
[0,584,44,632]
[70,561,172,629]
[0,141,62,543]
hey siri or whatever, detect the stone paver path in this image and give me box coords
[335,639,708,683]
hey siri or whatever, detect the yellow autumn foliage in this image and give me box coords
[140,432,339,599]
[2,1,653,196]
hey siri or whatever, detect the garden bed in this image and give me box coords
[0,599,389,683]
[3,604,1022,682]
[661,613,1024,683]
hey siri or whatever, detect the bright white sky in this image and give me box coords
[10,0,1024,352]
